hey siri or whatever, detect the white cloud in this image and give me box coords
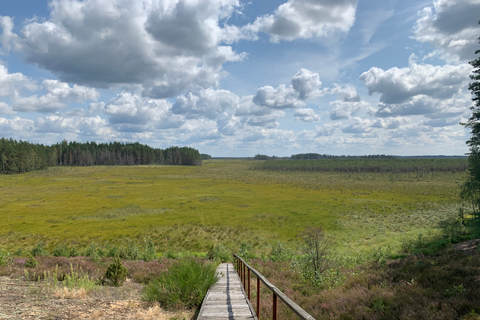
[102,92,184,129]
[253,84,303,109]
[8,0,247,98]
[13,79,99,113]
[413,0,480,62]
[294,108,321,122]
[0,102,14,115]
[253,68,323,109]
[360,58,471,105]
[248,0,357,42]
[0,65,37,97]
[0,16,19,54]
[330,100,373,120]
[172,88,239,119]
[0,116,35,134]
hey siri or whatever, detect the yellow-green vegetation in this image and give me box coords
[0,159,465,259]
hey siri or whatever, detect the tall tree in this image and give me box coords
[461,20,480,213]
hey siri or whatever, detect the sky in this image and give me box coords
[0,0,478,157]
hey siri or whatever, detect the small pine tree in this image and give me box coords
[104,257,128,287]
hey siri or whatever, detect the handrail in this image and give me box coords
[233,253,316,320]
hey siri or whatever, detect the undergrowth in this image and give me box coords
[143,258,218,310]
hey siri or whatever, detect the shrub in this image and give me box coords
[270,242,291,261]
[0,247,12,266]
[141,238,156,262]
[143,259,218,310]
[207,244,230,262]
[85,243,101,263]
[299,226,333,283]
[24,255,38,268]
[31,241,48,257]
[53,245,70,257]
[103,257,128,286]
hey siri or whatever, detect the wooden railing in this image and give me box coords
[233,254,315,320]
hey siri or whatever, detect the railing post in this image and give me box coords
[243,263,246,290]
[256,277,260,318]
[247,268,251,300]
[273,292,278,320]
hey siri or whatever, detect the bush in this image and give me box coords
[207,244,230,262]
[31,241,48,257]
[103,257,128,286]
[141,238,156,262]
[24,255,38,268]
[0,247,12,266]
[53,245,70,257]
[143,259,218,310]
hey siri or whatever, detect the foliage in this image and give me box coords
[143,258,218,310]
[31,241,48,257]
[53,245,78,257]
[103,257,128,286]
[253,157,467,175]
[141,238,157,262]
[462,21,480,214]
[269,242,292,262]
[0,138,202,174]
[0,246,12,266]
[299,226,333,283]
[291,153,394,160]
[207,244,231,262]
[24,255,38,268]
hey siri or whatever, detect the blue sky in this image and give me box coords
[0,0,478,157]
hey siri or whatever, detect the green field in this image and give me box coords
[0,159,466,260]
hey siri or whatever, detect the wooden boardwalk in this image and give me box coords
[197,263,257,320]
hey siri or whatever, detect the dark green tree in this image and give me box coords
[461,20,480,214]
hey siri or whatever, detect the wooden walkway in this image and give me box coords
[197,263,257,320]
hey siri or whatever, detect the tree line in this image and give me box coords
[253,153,396,160]
[252,158,467,175]
[0,138,204,174]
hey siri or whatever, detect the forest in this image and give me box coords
[0,138,203,174]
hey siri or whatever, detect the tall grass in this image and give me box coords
[143,258,218,310]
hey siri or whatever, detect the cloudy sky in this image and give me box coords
[0,0,478,157]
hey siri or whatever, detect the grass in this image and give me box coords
[0,160,464,261]
[143,258,218,310]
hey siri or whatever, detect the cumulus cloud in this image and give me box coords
[253,68,322,109]
[360,58,471,105]
[0,116,34,135]
[330,100,372,120]
[13,79,99,113]
[253,85,303,109]
[0,16,19,54]
[294,108,321,122]
[101,92,184,129]
[172,88,239,119]
[248,0,357,42]
[6,0,247,98]
[0,65,37,97]
[0,102,14,115]
[413,0,480,62]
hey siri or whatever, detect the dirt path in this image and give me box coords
[0,277,193,320]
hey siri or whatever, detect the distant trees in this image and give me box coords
[291,153,394,160]
[0,138,203,174]
[461,20,480,213]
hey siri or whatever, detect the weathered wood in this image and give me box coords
[234,254,316,320]
[197,263,257,320]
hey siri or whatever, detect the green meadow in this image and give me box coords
[0,159,465,259]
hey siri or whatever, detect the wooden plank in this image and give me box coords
[197,263,258,320]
